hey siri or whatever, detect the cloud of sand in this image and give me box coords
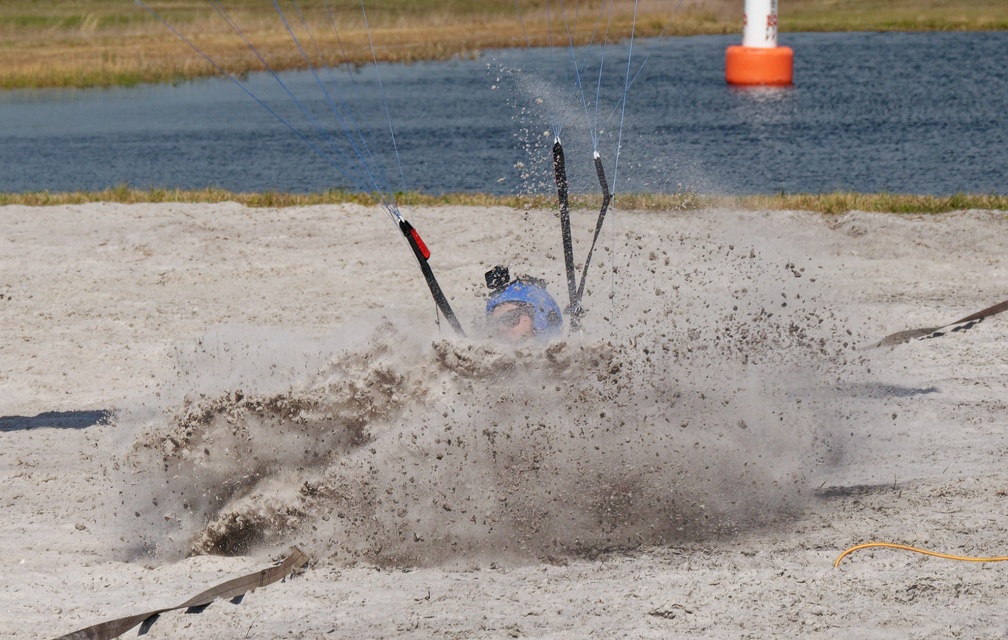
[112,224,866,566]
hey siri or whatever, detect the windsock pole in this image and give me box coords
[725,0,793,86]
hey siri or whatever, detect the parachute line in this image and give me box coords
[272,0,398,215]
[286,0,398,201]
[134,0,383,204]
[608,0,640,315]
[212,1,382,199]
[136,1,463,334]
[593,1,614,145]
[599,0,688,131]
[545,1,563,140]
[513,0,531,48]
[612,0,639,197]
[556,0,598,151]
[360,0,408,195]
[321,0,400,219]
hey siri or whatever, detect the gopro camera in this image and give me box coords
[485,265,511,292]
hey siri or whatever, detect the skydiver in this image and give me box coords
[484,265,563,343]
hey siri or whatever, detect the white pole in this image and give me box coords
[742,0,778,48]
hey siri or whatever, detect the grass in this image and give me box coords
[2,186,1006,215]
[1,1,1007,89]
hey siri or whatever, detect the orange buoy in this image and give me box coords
[725,0,793,86]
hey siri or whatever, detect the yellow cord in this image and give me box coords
[834,542,1008,568]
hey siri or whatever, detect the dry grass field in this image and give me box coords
[1,0,1006,89]
[3,186,1006,215]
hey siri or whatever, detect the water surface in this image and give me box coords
[1,32,1005,196]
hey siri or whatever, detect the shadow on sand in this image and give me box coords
[0,410,110,433]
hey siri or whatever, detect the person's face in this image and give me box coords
[490,302,535,342]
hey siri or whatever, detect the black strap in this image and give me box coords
[552,140,579,322]
[573,153,612,313]
[877,297,1008,346]
[399,220,466,337]
[54,547,309,640]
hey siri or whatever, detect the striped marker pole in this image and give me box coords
[726,0,794,86]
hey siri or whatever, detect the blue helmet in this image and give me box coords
[486,277,564,339]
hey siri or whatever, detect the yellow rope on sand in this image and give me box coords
[834,542,1008,568]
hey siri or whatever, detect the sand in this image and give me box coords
[2,201,1007,639]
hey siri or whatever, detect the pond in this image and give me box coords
[1,31,1005,196]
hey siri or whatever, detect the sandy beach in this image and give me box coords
[2,201,1007,638]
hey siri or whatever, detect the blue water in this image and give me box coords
[1,32,1005,196]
